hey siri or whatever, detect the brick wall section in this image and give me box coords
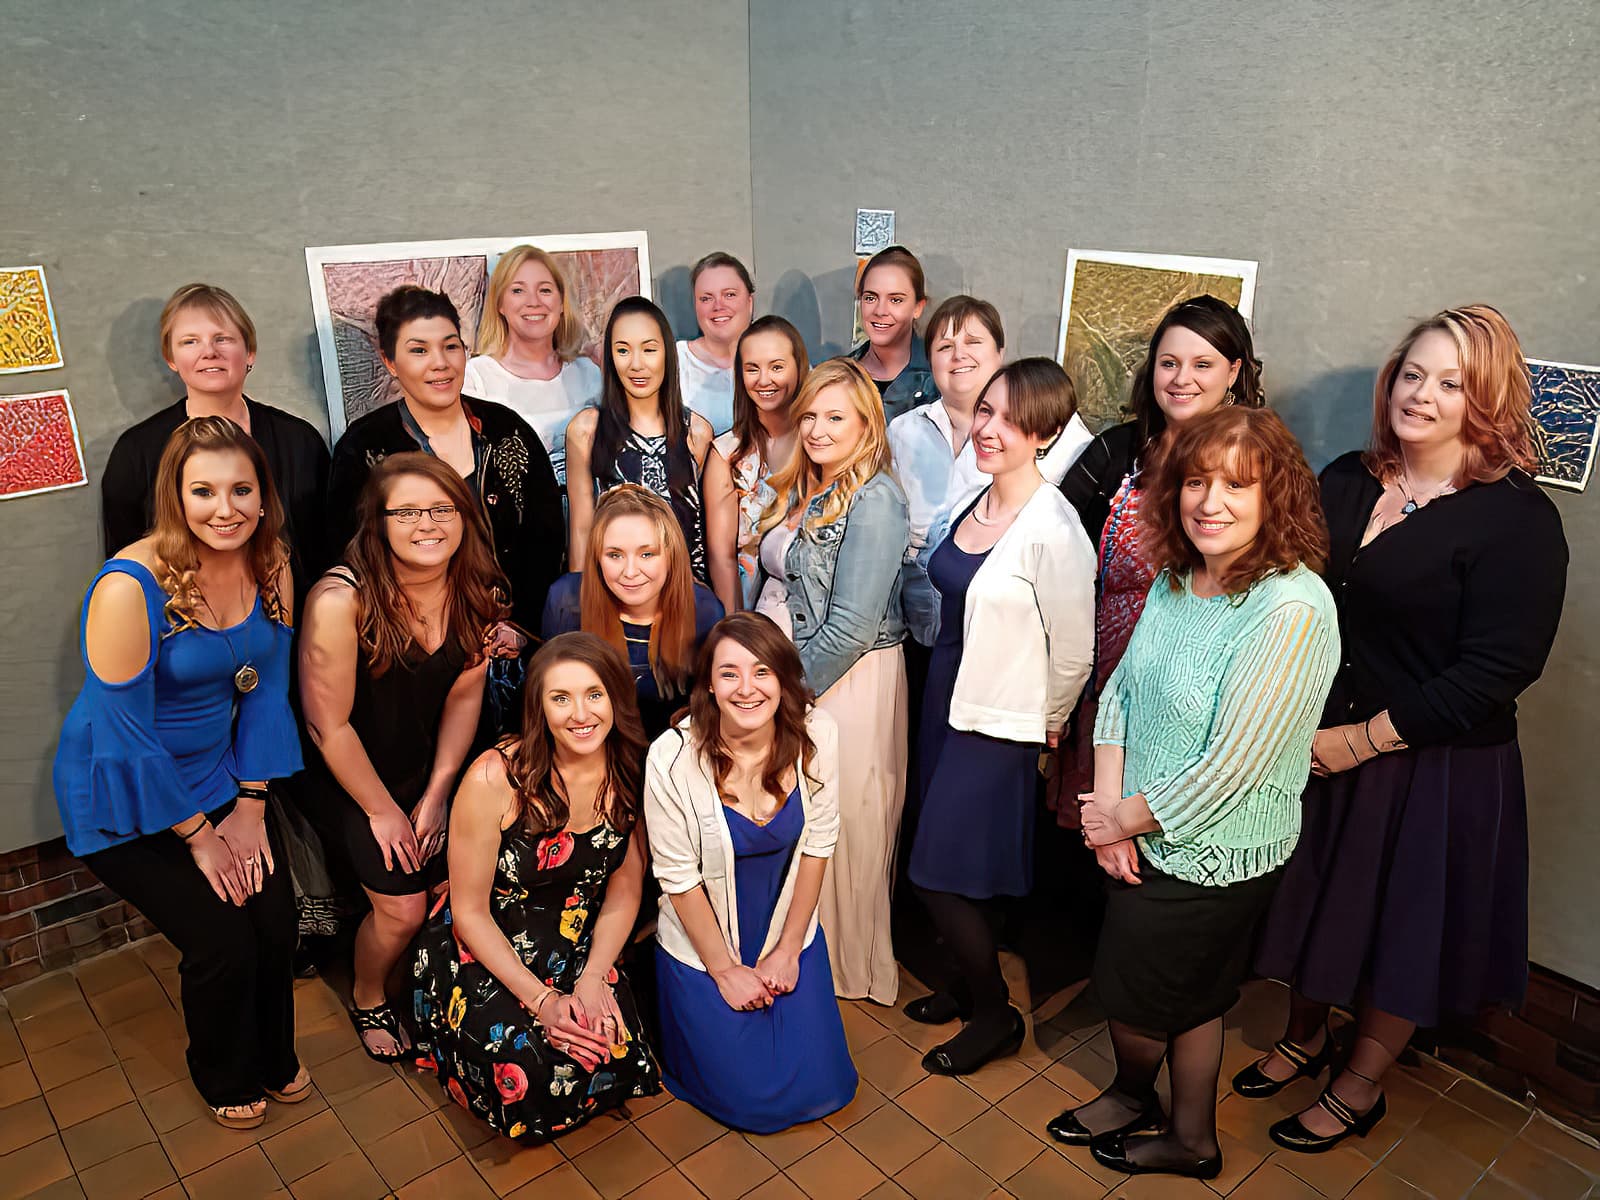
[0,838,156,988]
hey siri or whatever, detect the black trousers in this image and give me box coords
[83,802,300,1107]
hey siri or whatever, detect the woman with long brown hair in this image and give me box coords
[646,613,857,1131]
[408,633,660,1143]
[55,416,307,1130]
[542,484,724,737]
[293,453,506,1061]
[1246,306,1567,1154]
[1059,407,1339,1181]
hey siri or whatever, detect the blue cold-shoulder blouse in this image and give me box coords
[53,559,303,856]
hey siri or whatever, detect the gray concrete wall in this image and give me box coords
[0,0,752,853]
[747,0,1600,984]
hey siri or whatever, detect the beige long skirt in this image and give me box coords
[814,644,908,1005]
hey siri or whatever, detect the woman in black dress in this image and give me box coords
[295,453,506,1060]
[409,632,661,1144]
[1246,305,1568,1153]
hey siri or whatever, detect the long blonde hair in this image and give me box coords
[758,357,891,534]
[474,245,582,361]
[150,417,288,632]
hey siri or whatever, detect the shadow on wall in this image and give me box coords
[769,266,857,362]
[1274,367,1377,472]
[100,297,181,458]
[655,265,697,344]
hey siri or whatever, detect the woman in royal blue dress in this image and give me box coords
[55,416,307,1130]
[646,612,857,1131]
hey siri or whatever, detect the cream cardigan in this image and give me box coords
[645,708,839,971]
[944,483,1097,743]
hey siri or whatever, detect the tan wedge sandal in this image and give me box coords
[212,1099,267,1129]
[266,1066,314,1104]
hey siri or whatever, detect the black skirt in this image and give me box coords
[1091,855,1282,1035]
[1254,741,1529,1027]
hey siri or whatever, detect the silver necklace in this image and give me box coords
[1396,471,1456,515]
[198,576,259,693]
[970,491,1018,528]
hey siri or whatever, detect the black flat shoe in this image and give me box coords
[1089,1132,1222,1181]
[1046,1100,1163,1147]
[921,1008,1025,1076]
[904,991,970,1025]
[1269,1087,1386,1154]
[1232,1028,1333,1098]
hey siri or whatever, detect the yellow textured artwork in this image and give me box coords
[1056,249,1257,433]
[0,266,65,374]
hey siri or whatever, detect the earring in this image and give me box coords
[1223,388,1236,406]
[246,363,254,373]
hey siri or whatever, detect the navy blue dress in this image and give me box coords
[654,789,857,1132]
[908,536,1041,898]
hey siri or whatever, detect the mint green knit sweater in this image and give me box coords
[1095,565,1340,886]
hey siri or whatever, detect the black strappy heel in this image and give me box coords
[1231,1026,1334,1098]
[1269,1071,1387,1154]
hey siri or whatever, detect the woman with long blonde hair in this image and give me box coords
[464,245,602,484]
[293,453,507,1061]
[55,416,307,1130]
[541,485,723,739]
[752,357,911,1003]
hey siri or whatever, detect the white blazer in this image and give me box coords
[943,483,1096,743]
[645,708,839,971]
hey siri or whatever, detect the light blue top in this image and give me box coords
[1095,565,1339,886]
[53,560,302,856]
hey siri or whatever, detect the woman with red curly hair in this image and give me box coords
[1244,307,1568,1154]
[1057,406,1340,1182]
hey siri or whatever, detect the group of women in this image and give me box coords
[55,241,1566,1181]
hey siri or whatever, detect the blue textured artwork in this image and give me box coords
[1528,359,1600,492]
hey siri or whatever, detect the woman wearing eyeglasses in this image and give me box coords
[293,453,508,1062]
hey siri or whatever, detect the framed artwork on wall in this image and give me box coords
[306,232,650,441]
[1056,248,1258,433]
[1528,358,1600,492]
[0,266,65,375]
[0,389,87,500]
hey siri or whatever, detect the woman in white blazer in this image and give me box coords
[904,358,1097,1076]
[646,612,858,1131]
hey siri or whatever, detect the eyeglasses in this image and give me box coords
[383,505,459,524]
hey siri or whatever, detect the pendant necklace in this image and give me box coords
[198,576,259,694]
[1396,470,1456,516]
[970,490,1015,528]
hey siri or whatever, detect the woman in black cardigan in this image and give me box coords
[1244,305,1568,1153]
[326,286,565,638]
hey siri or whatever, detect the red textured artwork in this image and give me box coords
[0,389,88,500]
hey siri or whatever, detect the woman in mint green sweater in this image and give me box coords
[1050,407,1339,1183]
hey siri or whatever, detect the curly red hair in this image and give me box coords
[1141,407,1328,596]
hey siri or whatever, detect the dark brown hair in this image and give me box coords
[375,286,462,360]
[1363,304,1539,487]
[341,453,507,676]
[1129,295,1263,451]
[856,245,926,302]
[579,485,699,698]
[687,613,818,804]
[730,315,810,468]
[1141,406,1328,596]
[690,251,755,296]
[924,295,1005,351]
[975,357,1076,442]
[502,632,647,835]
[150,417,288,632]
[592,296,698,510]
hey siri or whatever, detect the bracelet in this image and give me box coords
[1362,719,1381,756]
[237,784,269,802]
[529,988,556,1022]
[177,818,210,842]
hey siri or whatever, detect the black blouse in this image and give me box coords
[326,395,564,632]
[100,397,331,603]
[1058,420,1141,551]
[1319,451,1568,748]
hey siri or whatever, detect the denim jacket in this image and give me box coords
[763,470,910,695]
[850,335,939,425]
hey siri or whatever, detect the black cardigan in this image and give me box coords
[1058,420,1141,550]
[100,397,331,602]
[326,396,564,631]
[1319,451,1568,747]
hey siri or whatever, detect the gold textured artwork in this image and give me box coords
[0,266,65,374]
[1056,249,1257,433]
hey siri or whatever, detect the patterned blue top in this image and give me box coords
[54,559,302,856]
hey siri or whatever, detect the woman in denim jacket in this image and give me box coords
[752,357,911,1004]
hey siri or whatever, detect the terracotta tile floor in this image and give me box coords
[3,938,1599,1200]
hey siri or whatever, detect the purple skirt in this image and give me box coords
[1254,740,1529,1027]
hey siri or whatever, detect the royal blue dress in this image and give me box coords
[908,536,1041,898]
[654,788,858,1132]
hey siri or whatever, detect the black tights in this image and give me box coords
[1072,1017,1225,1167]
[916,886,1013,1038]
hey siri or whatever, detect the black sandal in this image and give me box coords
[1269,1081,1387,1153]
[1231,1027,1333,1098]
[350,1002,410,1063]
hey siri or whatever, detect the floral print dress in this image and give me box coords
[409,820,660,1143]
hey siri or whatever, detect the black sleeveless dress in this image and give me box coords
[291,572,468,895]
[408,818,660,1143]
